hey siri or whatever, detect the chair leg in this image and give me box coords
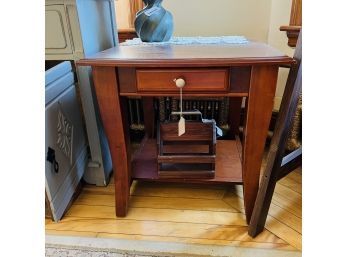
[248,149,301,237]
[278,147,302,180]
[248,159,279,236]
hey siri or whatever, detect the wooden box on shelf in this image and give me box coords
[157,117,217,179]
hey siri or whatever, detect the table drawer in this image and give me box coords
[136,68,229,92]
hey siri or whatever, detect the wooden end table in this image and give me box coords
[77,42,293,223]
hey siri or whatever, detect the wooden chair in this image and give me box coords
[248,30,302,237]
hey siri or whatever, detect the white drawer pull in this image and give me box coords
[173,78,186,88]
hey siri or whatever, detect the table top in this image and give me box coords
[77,41,294,67]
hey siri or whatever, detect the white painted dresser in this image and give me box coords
[45,61,88,221]
[45,0,118,221]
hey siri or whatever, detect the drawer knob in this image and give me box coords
[174,78,186,88]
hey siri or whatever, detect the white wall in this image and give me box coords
[115,0,131,29]
[163,0,272,42]
[267,0,294,110]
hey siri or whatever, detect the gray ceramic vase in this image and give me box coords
[134,0,173,42]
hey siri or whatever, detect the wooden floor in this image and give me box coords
[46,167,302,252]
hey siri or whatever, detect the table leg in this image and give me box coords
[242,65,279,223]
[92,66,131,217]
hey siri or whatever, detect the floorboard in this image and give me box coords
[46,164,302,252]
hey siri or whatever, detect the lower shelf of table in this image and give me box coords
[131,138,243,184]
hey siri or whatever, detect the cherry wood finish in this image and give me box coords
[158,121,216,179]
[228,98,243,138]
[242,65,279,223]
[226,67,245,140]
[133,138,243,184]
[248,31,302,237]
[77,42,294,67]
[91,67,131,217]
[117,67,137,93]
[280,26,301,47]
[159,122,215,142]
[280,0,302,47]
[142,97,155,138]
[158,170,215,179]
[120,92,249,97]
[289,0,302,26]
[118,67,251,95]
[117,29,137,43]
[229,67,251,93]
[157,155,216,163]
[161,143,210,154]
[77,42,292,220]
[136,68,229,92]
